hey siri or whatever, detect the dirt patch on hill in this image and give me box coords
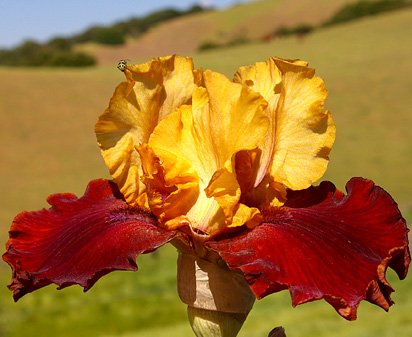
[90,13,213,65]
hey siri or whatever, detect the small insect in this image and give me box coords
[117,59,128,72]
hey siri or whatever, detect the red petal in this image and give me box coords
[209,178,410,320]
[3,179,177,301]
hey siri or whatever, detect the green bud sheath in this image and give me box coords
[177,252,255,337]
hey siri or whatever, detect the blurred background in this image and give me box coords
[0,0,411,336]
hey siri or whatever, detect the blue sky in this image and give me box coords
[0,0,247,48]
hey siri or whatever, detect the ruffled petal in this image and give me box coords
[209,178,410,320]
[137,143,198,229]
[234,58,336,194]
[95,55,198,206]
[205,160,262,229]
[270,58,335,191]
[234,58,282,186]
[3,179,177,301]
[147,71,269,235]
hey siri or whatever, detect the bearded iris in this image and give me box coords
[3,55,410,337]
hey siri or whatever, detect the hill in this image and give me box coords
[3,0,410,67]
[82,0,361,65]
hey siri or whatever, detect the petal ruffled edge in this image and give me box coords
[209,178,410,320]
[234,57,335,193]
[3,179,177,301]
[269,58,336,191]
[95,55,198,207]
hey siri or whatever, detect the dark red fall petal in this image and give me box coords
[209,178,410,320]
[3,179,177,301]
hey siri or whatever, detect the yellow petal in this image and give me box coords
[136,142,199,229]
[234,58,282,103]
[147,71,269,235]
[234,58,281,186]
[232,204,262,229]
[205,162,240,223]
[127,55,200,122]
[95,55,198,206]
[270,58,336,190]
[201,71,269,162]
[235,57,335,194]
[205,162,261,230]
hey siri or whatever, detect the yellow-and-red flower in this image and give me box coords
[3,55,410,335]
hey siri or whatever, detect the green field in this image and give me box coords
[0,8,411,337]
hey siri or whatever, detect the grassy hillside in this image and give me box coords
[84,0,360,65]
[0,8,411,337]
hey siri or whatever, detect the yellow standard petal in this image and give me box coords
[95,55,198,206]
[235,57,336,201]
[234,58,282,186]
[270,58,336,191]
[146,70,269,235]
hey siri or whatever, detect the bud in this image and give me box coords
[188,307,247,337]
[177,252,255,337]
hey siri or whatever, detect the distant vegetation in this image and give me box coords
[197,0,412,52]
[0,40,96,67]
[198,36,251,51]
[273,24,314,38]
[323,0,412,26]
[0,5,206,67]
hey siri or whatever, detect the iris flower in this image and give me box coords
[3,55,410,337]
